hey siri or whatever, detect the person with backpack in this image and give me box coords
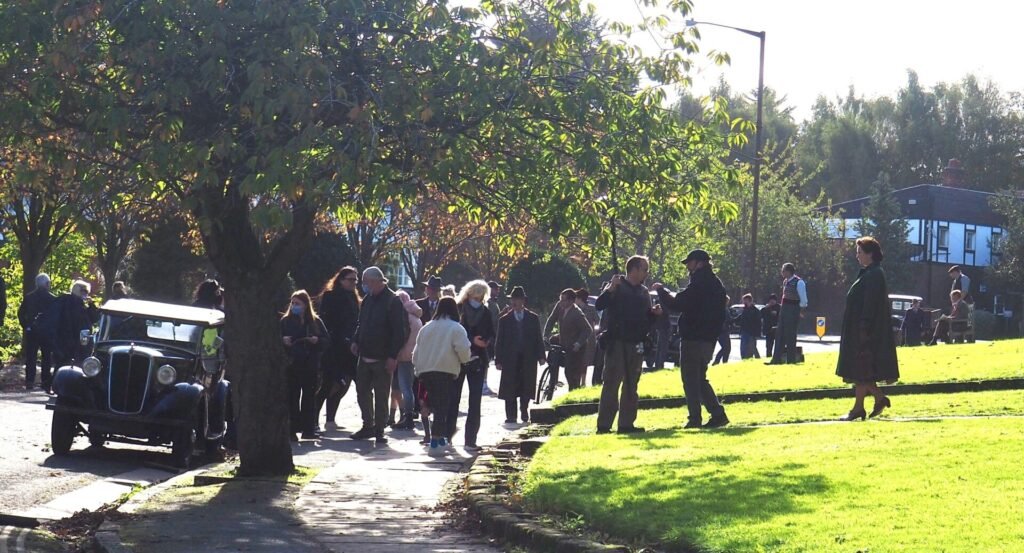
[349,266,408,444]
[18,273,56,391]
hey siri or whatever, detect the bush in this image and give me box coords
[505,253,585,312]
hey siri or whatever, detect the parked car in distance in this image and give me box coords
[47,299,229,468]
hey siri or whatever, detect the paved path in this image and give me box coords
[115,366,517,552]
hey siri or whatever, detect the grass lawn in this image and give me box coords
[524,414,1024,552]
[550,389,1024,435]
[555,338,1024,406]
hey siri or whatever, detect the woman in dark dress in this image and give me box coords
[315,267,360,430]
[449,279,495,450]
[836,237,899,420]
[281,290,330,441]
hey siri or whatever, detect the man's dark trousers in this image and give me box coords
[764,332,776,358]
[23,331,52,387]
[772,303,800,364]
[680,340,725,424]
[355,358,392,434]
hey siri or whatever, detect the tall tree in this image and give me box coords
[855,172,913,291]
[1,0,740,475]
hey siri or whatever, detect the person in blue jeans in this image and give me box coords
[392,291,423,430]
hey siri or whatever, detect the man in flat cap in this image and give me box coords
[653,249,729,429]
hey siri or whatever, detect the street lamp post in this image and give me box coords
[685,19,765,296]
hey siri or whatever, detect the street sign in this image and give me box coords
[816,317,826,339]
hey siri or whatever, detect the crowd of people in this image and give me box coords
[7,233,986,444]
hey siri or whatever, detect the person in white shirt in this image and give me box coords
[412,297,472,452]
[768,262,808,365]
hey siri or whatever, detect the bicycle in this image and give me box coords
[536,343,565,403]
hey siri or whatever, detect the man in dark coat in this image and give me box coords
[494,287,546,424]
[737,294,761,359]
[654,249,729,429]
[416,276,442,325]
[350,266,408,444]
[19,274,56,390]
[900,299,928,347]
[47,280,100,370]
[760,294,780,357]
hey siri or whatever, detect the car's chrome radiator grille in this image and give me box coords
[108,351,151,414]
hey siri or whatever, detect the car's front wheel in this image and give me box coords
[171,426,196,469]
[51,404,77,455]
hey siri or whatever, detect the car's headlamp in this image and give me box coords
[156,365,177,386]
[82,356,102,377]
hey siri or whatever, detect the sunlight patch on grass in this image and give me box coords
[525,415,1024,552]
[550,389,1024,436]
[555,339,1024,406]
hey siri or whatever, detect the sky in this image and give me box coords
[586,0,1024,122]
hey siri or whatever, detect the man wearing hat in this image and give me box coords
[494,287,546,424]
[653,249,730,429]
[350,266,408,443]
[417,276,443,325]
[948,265,972,304]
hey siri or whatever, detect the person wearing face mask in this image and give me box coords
[350,266,408,444]
[494,287,546,424]
[281,290,330,441]
[449,279,495,450]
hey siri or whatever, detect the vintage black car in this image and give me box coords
[47,299,228,468]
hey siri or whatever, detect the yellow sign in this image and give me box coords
[816,317,827,339]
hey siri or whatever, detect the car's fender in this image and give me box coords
[52,366,99,410]
[149,383,204,422]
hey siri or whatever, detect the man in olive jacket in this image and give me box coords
[494,287,546,423]
[653,249,729,429]
[350,266,408,443]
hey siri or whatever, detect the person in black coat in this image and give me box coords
[712,297,733,365]
[737,294,761,359]
[47,280,100,371]
[836,237,899,421]
[315,267,361,429]
[653,249,729,429]
[900,299,928,347]
[449,280,495,449]
[760,295,780,358]
[281,290,330,441]
[494,287,546,424]
[416,276,443,325]
[18,273,56,390]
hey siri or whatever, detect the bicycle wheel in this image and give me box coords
[536,367,552,404]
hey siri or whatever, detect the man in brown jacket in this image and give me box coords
[545,288,593,390]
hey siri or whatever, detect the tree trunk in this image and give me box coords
[222,280,295,476]
[19,240,48,295]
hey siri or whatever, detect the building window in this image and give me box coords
[964,229,976,252]
[992,232,1003,255]
[937,225,949,249]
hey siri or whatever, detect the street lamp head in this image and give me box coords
[685,19,698,27]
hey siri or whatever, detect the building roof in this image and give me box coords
[827,184,1011,228]
[100,299,225,326]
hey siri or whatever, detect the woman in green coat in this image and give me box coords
[836,236,899,421]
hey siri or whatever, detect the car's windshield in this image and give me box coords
[103,315,202,349]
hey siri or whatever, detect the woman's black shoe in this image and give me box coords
[840,408,867,421]
[869,396,891,418]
